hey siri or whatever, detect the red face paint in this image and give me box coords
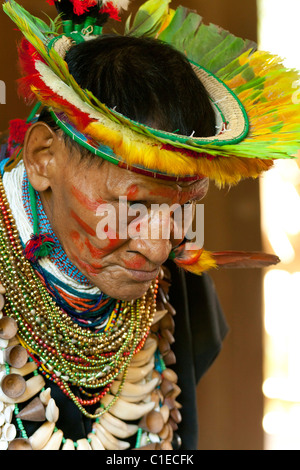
[99,224,123,251]
[123,256,147,270]
[70,230,84,253]
[70,210,96,237]
[84,238,106,259]
[71,185,105,212]
[126,184,139,201]
[72,253,102,277]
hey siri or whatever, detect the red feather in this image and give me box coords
[17,74,42,104]
[17,71,94,130]
[212,251,281,268]
[18,38,45,77]
[171,243,203,265]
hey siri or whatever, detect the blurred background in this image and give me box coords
[0,0,299,450]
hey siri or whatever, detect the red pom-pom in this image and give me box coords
[100,2,121,21]
[71,0,98,15]
[7,119,31,152]
[47,0,98,15]
[24,233,56,263]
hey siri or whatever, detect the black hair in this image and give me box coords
[39,34,216,158]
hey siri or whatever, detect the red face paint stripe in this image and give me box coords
[71,185,105,212]
[72,253,102,276]
[70,230,85,253]
[84,238,106,259]
[126,184,139,201]
[70,210,96,237]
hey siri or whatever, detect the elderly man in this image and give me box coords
[0,0,298,451]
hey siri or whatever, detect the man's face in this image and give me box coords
[39,144,209,301]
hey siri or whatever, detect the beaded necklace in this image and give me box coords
[0,175,158,419]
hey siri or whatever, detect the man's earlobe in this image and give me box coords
[23,122,57,192]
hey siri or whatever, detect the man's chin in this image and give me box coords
[82,265,158,301]
[103,280,152,302]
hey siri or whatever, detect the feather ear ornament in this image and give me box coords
[170,243,280,275]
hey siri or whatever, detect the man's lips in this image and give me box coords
[121,266,160,282]
[120,254,160,281]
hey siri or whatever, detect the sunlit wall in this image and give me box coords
[258,0,300,450]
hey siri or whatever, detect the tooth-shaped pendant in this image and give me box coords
[87,432,105,450]
[100,394,156,421]
[7,438,32,450]
[45,398,59,423]
[76,438,92,450]
[62,439,75,450]
[29,421,56,450]
[41,430,63,450]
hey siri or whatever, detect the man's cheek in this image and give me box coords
[70,210,96,237]
[71,184,106,211]
[70,230,85,253]
[70,229,122,261]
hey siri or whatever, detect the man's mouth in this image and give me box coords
[121,266,160,282]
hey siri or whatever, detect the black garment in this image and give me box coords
[19,264,227,450]
[168,262,228,450]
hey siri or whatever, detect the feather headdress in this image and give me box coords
[3,0,300,188]
[3,0,297,274]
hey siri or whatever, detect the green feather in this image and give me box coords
[125,0,171,37]
[184,23,227,63]
[199,36,241,70]
[168,11,202,53]
[3,0,58,42]
[158,6,189,43]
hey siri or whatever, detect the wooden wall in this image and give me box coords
[0,0,264,450]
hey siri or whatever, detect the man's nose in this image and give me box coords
[127,207,177,265]
[127,236,172,267]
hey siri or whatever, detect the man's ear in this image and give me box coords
[23,122,61,192]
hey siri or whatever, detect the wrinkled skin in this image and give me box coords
[23,123,209,300]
